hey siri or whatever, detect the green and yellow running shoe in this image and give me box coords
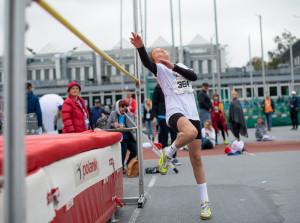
[224,140,228,145]
[200,201,211,220]
[158,147,172,175]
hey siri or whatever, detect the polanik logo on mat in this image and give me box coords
[73,156,99,186]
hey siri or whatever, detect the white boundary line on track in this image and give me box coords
[147,176,157,188]
[128,176,157,223]
[244,151,255,156]
[128,208,141,223]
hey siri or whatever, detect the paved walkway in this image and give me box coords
[114,126,300,223]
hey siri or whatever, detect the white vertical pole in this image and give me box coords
[213,0,222,98]
[258,15,266,95]
[4,0,26,222]
[170,0,175,63]
[133,0,145,207]
[178,0,184,63]
[120,0,125,98]
[289,42,295,91]
[144,0,147,48]
[248,35,253,99]
[139,0,147,98]
[211,35,215,92]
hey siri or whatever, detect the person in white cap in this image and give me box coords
[288,91,299,130]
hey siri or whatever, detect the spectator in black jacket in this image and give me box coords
[198,82,212,128]
[152,84,181,166]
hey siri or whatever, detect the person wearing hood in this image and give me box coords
[26,82,43,134]
[228,91,248,141]
[107,99,137,172]
[62,82,91,133]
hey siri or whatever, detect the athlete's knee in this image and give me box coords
[185,127,198,141]
[190,154,203,165]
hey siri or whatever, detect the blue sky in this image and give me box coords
[0,0,299,67]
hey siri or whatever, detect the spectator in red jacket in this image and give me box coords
[62,82,91,133]
[125,91,136,115]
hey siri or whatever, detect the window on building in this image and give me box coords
[36,70,41,80]
[67,68,72,80]
[84,67,89,81]
[234,88,243,98]
[115,94,122,101]
[116,67,120,75]
[106,65,112,76]
[53,69,56,79]
[76,67,81,81]
[44,69,50,80]
[104,95,112,106]
[208,60,212,74]
[198,60,202,74]
[0,72,2,83]
[294,85,300,95]
[258,87,264,97]
[221,88,229,101]
[246,87,254,98]
[207,89,214,99]
[125,64,130,72]
[281,85,289,96]
[191,61,194,70]
[27,70,32,80]
[269,86,278,97]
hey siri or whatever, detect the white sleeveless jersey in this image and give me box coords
[155,63,200,125]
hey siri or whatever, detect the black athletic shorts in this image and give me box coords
[168,113,202,139]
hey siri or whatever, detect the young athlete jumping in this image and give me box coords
[130,32,211,220]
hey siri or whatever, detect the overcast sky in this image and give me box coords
[0,0,299,67]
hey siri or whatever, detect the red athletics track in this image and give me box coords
[141,141,300,160]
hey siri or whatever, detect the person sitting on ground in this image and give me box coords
[201,120,215,149]
[107,99,137,174]
[255,117,275,141]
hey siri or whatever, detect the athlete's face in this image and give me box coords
[151,48,170,63]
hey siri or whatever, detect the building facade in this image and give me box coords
[0,35,299,109]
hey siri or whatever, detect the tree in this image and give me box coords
[267,31,298,69]
[246,57,267,71]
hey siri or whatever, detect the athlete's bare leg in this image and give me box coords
[173,116,198,148]
[187,139,206,184]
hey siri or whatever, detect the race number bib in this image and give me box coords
[173,76,194,94]
[146,113,151,119]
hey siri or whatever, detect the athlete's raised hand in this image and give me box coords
[159,59,174,70]
[130,32,143,48]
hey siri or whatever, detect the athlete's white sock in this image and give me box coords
[198,183,209,204]
[165,142,178,158]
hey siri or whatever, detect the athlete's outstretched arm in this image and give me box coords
[130,32,157,75]
[173,65,197,81]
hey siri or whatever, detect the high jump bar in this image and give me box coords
[33,0,138,83]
